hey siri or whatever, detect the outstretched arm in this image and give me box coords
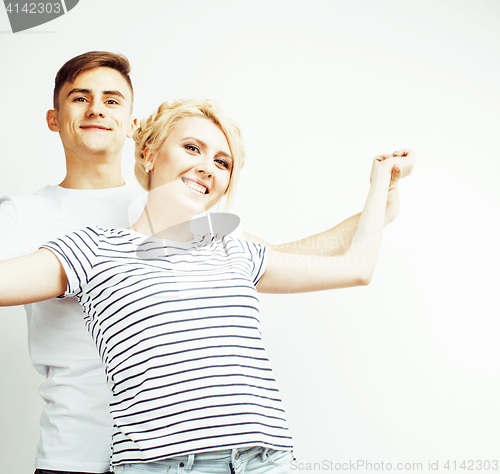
[0,249,66,306]
[244,213,360,257]
[257,151,415,293]
[245,149,414,256]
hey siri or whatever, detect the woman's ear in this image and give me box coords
[143,147,156,171]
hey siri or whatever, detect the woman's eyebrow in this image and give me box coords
[183,137,233,161]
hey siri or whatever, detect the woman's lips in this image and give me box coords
[181,178,208,194]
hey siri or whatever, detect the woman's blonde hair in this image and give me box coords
[133,99,245,210]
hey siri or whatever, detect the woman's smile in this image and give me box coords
[181,177,209,195]
[146,116,232,213]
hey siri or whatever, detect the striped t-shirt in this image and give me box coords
[43,226,292,466]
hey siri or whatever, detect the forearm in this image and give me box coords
[271,213,361,256]
[345,163,393,283]
[258,163,394,293]
[247,150,413,258]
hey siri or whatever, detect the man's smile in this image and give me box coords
[79,124,111,131]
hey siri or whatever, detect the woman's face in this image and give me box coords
[147,116,233,215]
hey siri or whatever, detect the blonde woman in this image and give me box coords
[0,99,415,473]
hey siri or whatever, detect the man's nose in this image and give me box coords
[86,100,104,118]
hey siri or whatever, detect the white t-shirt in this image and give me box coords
[44,227,292,466]
[0,183,143,472]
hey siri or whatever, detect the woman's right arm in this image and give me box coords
[0,249,67,306]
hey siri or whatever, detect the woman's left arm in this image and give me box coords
[257,153,413,293]
[245,149,415,256]
[0,249,67,306]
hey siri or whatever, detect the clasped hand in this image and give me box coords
[370,148,416,226]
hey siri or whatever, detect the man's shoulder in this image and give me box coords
[1,185,61,206]
[0,186,62,258]
[1,182,143,215]
[0,183,143,256]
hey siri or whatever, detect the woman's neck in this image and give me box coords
[131,195,196,242]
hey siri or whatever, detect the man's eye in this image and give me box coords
[73,97,86,102]
[106,99,119,105]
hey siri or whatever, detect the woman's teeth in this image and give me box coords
[183,179,207,194]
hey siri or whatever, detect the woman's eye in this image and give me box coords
[185,144,199,153]
[215,158,229,170]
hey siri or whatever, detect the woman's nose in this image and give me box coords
[195,159,214,177]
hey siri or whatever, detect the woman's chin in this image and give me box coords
[172,199,208,220]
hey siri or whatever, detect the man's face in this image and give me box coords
[47,67,136,159]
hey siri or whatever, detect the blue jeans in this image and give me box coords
[35,471,112,474]
[113,447,293,474]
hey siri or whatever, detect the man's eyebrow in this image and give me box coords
[66,88,91,98]
[103,90,126,100]
[65,88,126,100]
[183,137,233,161]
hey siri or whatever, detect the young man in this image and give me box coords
[0,52,141,474]
[0,51,406,474]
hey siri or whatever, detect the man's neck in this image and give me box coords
[59,174,126,190]
[60,153,126,190]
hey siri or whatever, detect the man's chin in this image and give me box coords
[78,141,123,157]
[83,147,115,156]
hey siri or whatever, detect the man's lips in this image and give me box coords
[79,124,111,131]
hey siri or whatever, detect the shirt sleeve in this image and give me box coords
[0,196,26,260]
[243,240,268,286]
[41,227,100,298]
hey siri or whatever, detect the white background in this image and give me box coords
[1,0,499,473]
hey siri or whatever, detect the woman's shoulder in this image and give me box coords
[214,235,266,258]
[81,226,137,238]
[58,226,142,251]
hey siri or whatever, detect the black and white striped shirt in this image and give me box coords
[43,226,292,466]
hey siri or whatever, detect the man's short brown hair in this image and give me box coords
[53,51,133,109]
